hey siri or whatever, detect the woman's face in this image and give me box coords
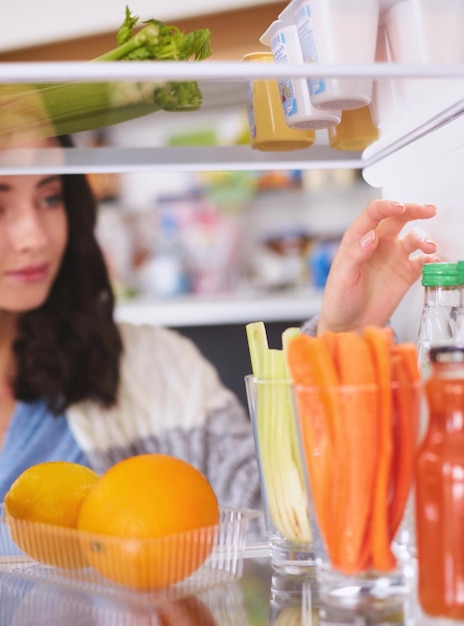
[0,172,68,313]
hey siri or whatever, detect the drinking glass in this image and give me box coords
[245,375,316,576]
[293,381,421,609]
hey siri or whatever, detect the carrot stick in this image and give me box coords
[393,341,421,383]
[363,325,396,572]
[320,331,338,372]
[334,331,379,574]
[389,344,420,540]
[286,335,339,564]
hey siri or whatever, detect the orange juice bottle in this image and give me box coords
[416,345,464,619]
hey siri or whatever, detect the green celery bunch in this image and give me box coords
[0,7,213,145]
[94,7,212,111]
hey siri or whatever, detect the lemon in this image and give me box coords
[5,461,99,568]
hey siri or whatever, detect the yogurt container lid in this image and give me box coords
[260,20,283,46]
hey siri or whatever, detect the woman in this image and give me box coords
[0,134,438,510]
[0,136,259,512]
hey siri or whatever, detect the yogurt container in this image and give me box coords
[242,52,316,151]
[281,0,380,111]
[368,24,402,133]
[328,105,379,151]
[383,0,464,106]
[260,20,341,130]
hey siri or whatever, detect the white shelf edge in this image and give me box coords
[115,290,323,327]
[0,145,364,175]
[2,62,464,174]
[1,61,464,83]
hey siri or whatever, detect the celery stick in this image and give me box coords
[246,322,312,543]
[265,348,311,542]
[0,83,163,145]
[246,321,268,378]
[282,327,301,358]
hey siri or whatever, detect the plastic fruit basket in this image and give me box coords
[0,573,248,625]
[0,505,258,606]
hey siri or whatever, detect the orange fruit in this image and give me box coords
[4,461,99,569]
[77,454,220,589]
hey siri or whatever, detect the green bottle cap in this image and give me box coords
[422,262,458,287]
[457,260,464,285]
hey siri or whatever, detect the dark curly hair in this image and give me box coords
[12,135,123,414]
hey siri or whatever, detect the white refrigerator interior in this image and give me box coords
[364,115,464,343]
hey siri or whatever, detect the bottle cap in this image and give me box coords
[421,262,458,287]
[457,260,464,285]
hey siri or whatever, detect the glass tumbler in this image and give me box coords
[245,375,316,576]
[293,381,421,610]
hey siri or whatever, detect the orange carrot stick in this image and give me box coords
[287,334,339,564]
[393,341,421,383]
[363,325,396,572]
[334,331,379,574]
[320,331,338,373]
[389,344,421,540]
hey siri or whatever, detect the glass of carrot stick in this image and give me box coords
[286,325,422,609]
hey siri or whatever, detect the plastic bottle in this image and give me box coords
[416,261,459,381]
[454,259,464,345]
[416,345,464,619]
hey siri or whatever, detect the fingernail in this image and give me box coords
[360,229,376,249]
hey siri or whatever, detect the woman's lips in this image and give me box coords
[5,263,49,283]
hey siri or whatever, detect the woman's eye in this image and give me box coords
[42,192,63,208]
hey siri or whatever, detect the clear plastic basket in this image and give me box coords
[0,572,248,626]
[0,505,257,607]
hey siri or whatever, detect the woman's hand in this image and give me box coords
[317,199,439,335]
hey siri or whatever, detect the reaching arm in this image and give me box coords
[316,199,439,335]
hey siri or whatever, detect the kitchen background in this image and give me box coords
[1,0,380,405]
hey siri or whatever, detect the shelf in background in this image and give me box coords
[0,145,364,175]
[114,288,323,327]
[2,62,464,174]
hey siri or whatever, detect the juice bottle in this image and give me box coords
[416,345,464,619]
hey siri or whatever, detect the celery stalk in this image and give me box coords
[0,7,212,145]
[0,82,165,146]
[246,322,312,543]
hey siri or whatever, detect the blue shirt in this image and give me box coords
[0,400,91,502]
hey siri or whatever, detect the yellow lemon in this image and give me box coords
[5,461,99,569]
